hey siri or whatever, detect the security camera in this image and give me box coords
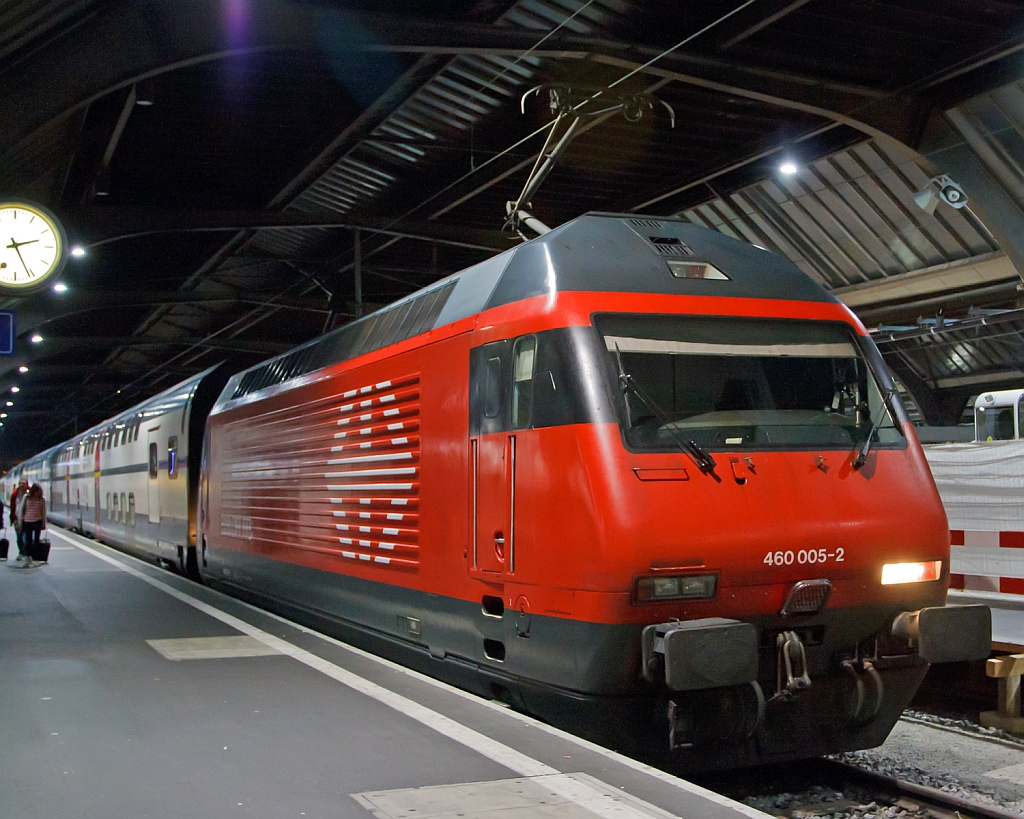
[937,178,967,208]
[914,175,968,214]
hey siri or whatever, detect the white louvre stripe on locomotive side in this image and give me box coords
[327,483,415,492]
[384,409,400,417]
[325,467,416,479]
[327,451,413,466]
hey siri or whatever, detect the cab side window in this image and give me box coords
[511,335,537,430]
[149,443,158,479]
[483,357,501,418]
[168,436,178,479]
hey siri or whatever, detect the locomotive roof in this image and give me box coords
[217,213,838,408]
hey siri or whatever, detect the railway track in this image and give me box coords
[694,757,1022,819]
[821,759,1022,819]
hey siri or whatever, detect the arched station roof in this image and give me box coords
[1,0,1024,460]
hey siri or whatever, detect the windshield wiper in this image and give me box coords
[852,386,897,470]
[613,344,718,477]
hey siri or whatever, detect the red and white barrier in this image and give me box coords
[949,529,1024,594]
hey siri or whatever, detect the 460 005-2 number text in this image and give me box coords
[763,548,844,566]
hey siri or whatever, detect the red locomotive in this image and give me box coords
[12,213,988,769]
[197,213,990,769]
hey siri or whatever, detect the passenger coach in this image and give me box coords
[6,367,228,575]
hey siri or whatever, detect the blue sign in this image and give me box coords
[0,312,14,355]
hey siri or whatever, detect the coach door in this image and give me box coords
[147,427,161,524]
[469,336,536,577]
[94,440,101,528]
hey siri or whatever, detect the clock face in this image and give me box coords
[0,202,65,290]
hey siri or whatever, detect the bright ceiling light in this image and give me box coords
[10,386,19,393]
[70,246,87,258]
[30,334,43,343]
[53,282,68,293]
[1,413,7,418]
[779,160,799,175]
[5,401,12,407]
[18,366,27,373]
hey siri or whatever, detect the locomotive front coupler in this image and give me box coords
[890,604,991,664]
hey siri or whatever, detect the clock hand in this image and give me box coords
[10,242,31,278]
[6,238,39,249]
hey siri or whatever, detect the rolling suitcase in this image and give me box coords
[0,529,7,560]
[29,537,49,563]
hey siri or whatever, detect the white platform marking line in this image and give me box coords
[49,529,553,779]
[50,528,770,819]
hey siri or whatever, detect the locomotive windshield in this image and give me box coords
[596,314,902,452]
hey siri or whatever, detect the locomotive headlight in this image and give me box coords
[881,560,942,585]
[635,573,717,602]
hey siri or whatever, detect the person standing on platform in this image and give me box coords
[10,478,28,561]
[18,483,46,568]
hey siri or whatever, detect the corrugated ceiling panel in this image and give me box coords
[246,0,626,258]
[680,139,1001,290]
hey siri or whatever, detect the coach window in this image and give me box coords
[168,436,178,479]
[511,335,537,430]
[106,492,112,520]
[149,443,159,479]
[113,493,120,521]
[128,493,136,526]
[121,427,128,445]
[120,493,127,522]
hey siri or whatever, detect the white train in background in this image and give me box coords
[2,367,229,576]
[923,389,1024,602]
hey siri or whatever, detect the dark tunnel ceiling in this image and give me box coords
[1,0,1023,461]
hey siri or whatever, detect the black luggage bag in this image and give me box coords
[0,535,7,560]
[29,538,49,562]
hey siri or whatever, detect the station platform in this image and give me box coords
[1,526,768,819]
[949,589,1024,653]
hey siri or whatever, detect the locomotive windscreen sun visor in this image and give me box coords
[641,618,758,690]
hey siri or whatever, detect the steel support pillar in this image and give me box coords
[353,229,363,319]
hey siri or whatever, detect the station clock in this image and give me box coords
[0,201,67,292]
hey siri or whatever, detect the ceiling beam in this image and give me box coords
[61,208,510,253]
[1,290,329,332]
